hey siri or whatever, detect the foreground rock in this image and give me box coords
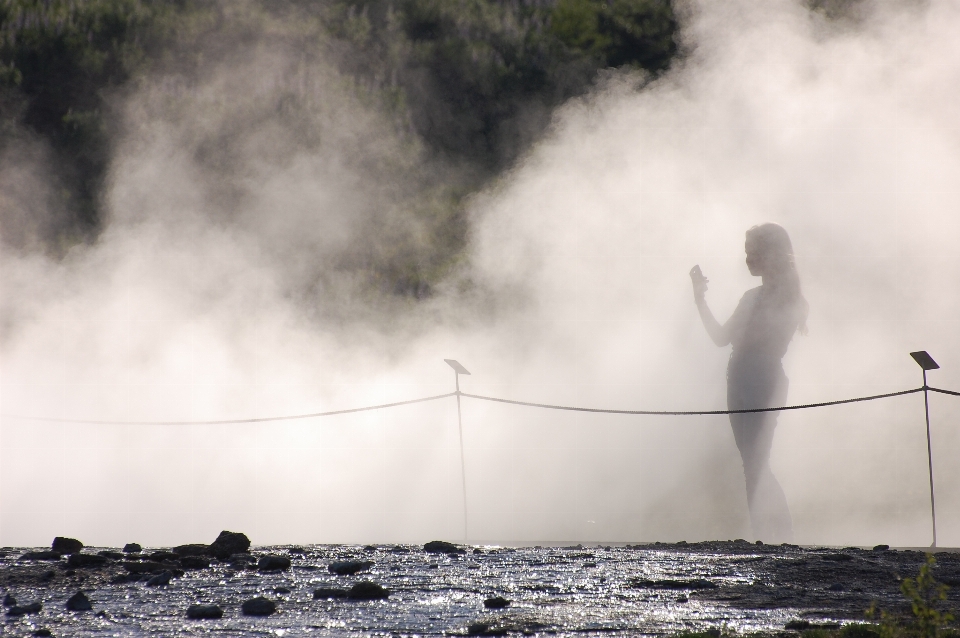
[7,601,42,616]
[258,555,291,572]
[52,537,84,554]
[347,581,389,600]
[19,551,61,561]
[241,596,276,616]
[187,604,223,619]
[424,541,465,554]
[67,553,109,568]
[329,560,373,575]
[66,591,92,611]
[208,531,250,559]
[484,596,510,609]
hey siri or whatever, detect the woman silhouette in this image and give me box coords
[690,223,808,543]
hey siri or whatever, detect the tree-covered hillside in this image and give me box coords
[1,0,677,293]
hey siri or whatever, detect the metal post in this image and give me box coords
[922,369,937,548]
[455,370,468,542]
[444,359,471,543]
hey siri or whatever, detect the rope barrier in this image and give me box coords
[2,392,456,426]
[460,387,924,416]
[929,386,960,398]
[2,384,947,426]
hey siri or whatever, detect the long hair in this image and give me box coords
[747,223,809,335]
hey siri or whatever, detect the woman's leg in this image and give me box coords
[729,376,793,542]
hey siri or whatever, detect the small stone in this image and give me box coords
[313,587,348,599]
[287,547,306,554]
[3,593,16,607]
[328,560,373,575]
[19,551,62,561]
[32,629,53,637]
[173,544,209,557]
[122,543,142,553]
[347,581,389,600]
[148,551,179,562]
[67,554,109,568]
[208,531,251,559]
[7,601,42,616]
[186,604,223,619]
[180,556,210,570]
[66,591,92,611]
[241,596,276,616]
[424,540,465,554]
[257,555,291,572]
[873,544,890,551]
[273,587,291,594]
[145,571,172,587]
[52,537,83,554]
[473,548,483,555]
[483,596,510,609]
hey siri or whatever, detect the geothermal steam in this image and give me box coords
[2,0,960,547]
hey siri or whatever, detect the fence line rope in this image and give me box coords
[459,387,924,416]
[929,386,960,398]
[3,392,457,426]
[2,384,947,426]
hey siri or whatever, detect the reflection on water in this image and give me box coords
[2,541,953,636]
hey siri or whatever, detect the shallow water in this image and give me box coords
[2,541,957,636]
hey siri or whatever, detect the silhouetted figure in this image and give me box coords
[690,223,808,543]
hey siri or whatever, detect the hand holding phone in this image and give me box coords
[689,264,708,299]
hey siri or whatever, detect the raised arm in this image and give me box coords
[690,265,731,347]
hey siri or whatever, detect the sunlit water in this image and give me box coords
[2,541,955,636]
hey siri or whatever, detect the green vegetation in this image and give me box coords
[1,0,676,291]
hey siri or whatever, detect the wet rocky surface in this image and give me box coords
[1,537,958,636]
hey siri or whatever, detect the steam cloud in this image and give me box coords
[2,0,959,548]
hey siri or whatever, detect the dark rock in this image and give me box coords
[288,547,306,554]
[484,596,510,609]
[241,596,276,616]
[273,587,291,594]
[187,604,223,619]
[33,630,53,637]
[347,581,389,600]
[122,543,142,553]
[258,555,292,572]
[828,583,845,591]
[67,554,109,568]
[173,544,209,557]
[227,553,256,566]
[7,601,42,616]
[468,617,548,636]
[364,545,378,551]
[314,587,348,599]
[328,560,374,575]
[424,540,465,554]
[872,544,890,551]
[629,578,717,590]
[208,531,251,559]
[20,551,62,561]
[145,571,172,587]
[41,569,56,580]
[52,537,83,554]
[473,548,483,554]
[110,573,144,584]
[66,591,92,611]
[821,553,854,561]
[148,551,179,562]
[123,561,165,574]
[3,593,16,606]
[179,556,210,570]
[97,551,124,560]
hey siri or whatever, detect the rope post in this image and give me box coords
[444,359,471,542]
[910,351,939,548]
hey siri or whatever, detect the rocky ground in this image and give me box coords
[2,534,958,637]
